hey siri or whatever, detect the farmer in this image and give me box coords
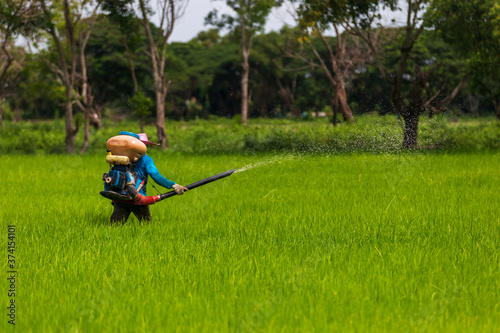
[110,131,188,224]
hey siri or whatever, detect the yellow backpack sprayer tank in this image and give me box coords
[100,131,235,205]
[106,134,147,163]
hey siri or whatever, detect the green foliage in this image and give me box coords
[301,111,314,121]
[102,0,137,34]
[445,120,500,150]
[427,0,500,98]
[85,15,150,112]
[1,115,498,155]
[13,53,65,119]
[427,0,500,58]
[3,0,499,139]
[191,28,222,49]
[0,0,44,37]
[185,97,203,120]
[128,90,153,118]
[379,28,468,105]
[6,19,497,122]
[205,0,283,33]
[296,0,398,31]
[0,101,12,120]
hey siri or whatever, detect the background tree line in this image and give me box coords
[0,0,498,152]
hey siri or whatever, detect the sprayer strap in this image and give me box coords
[136,178,147,192]
[151,183,162,194]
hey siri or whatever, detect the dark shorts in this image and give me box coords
[111,202,151,224]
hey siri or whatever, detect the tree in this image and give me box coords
[129,90,153,131]
[78,14,104,153]
[185,32,242,118]
[250,30,292,118]
[6,51,65,120]
[298,0,467,148]
[103,0,142,94]
[206,0,282,125]
[0,44,25,124]
[294,4,373,124]
[87,11,153,132]
[0,0,42,126]
[137,0,187,147]
[39,0,102,153]
[271,28,303,117]
[427,0,500,120]
[284,28,369,124]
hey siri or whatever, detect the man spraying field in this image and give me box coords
[103,131,188,224]
[101,131,235,224]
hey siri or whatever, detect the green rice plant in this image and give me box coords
[1,151,499,332]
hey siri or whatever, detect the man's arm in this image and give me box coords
[143,155,176,189]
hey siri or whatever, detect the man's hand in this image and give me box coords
[172,184,189,195]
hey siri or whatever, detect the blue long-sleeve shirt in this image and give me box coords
[132,155,175,195]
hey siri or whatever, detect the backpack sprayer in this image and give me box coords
[100,134,234,205]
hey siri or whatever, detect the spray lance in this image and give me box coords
[100,134,234,205]
[100,165,235,205]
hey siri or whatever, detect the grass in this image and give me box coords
[1,151,499,332]
[1,114,499,154]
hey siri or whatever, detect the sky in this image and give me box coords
[17,0,405,48]
[167,0,298,42]
[165,0,405,43]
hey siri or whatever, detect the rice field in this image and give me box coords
[1,151,499,332]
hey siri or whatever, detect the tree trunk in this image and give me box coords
[12,96,21,122]
[0,102,3,127]
[493,98,500,121]
[139,0,169,148]
[79,20,100,148]
[467,93,480,117]
[80,114,90,154]
[89,104,102,129]
[241,52,249,125]
[335,80,354,122]
[331,97,338,126]
[14,107,21,122]
[402,113,419,149]
[122,34,138,94]
[314,28,355,124]
[80,50,90,154]
[258,99,267,118]
[277,79,296,117]
[239,11,252,126]
[155,88,167,147]
[91,110,101,129]
[64,89,75,154]
[171,97,183,121]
